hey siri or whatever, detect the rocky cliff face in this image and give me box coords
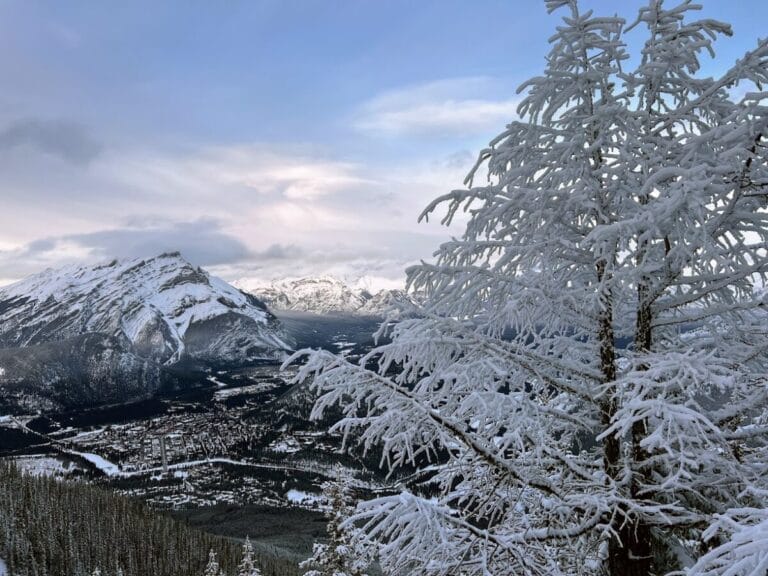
[0,252,291,363]
[0,253,292,411]
[0,334,171,412]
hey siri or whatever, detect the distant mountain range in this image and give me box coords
[0,253,291,412]
[233,276,415,316]
[0,256,419,413]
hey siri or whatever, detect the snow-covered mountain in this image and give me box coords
[0,253,292,411]
[0,333,167,412]
[0,252,292,364]
[0,252,291,364]
[233,276,414,316]
[358,286,416,315]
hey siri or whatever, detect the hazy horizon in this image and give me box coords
[0,249,407,292]
[2,0,767,287]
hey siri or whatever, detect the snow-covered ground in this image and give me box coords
[0,557,8,575]
[286,489,322,506]
[67,427,107,442]
[332,339,356,354]
[213,382,274,400]
[12,455,74,477]
[206,375,227,388]
[268,437,302,453]
[68,451,277,479]
[74,452,122,476]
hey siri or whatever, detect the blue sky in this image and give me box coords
[1,0,767,287]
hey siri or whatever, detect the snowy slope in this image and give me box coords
[234,276,414,316]
[0,252,291,365]
[234,276,368,314]
[358,287,415,315]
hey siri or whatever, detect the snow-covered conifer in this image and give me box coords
[204,549,225,576]
[300,469,371,576]
[686,508,768,576]
[291,1,768,575]
[236,537,261,576]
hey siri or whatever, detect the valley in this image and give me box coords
[0,310,391,565]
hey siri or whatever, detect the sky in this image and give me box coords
[1,0,767,289]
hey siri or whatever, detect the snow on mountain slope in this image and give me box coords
[0,252,291,365]
[358,287,415,315]
[234,276,414,316]
[234,276,368,314]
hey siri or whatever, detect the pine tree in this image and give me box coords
[203,549,221,576]
[293,1,768,575]
[204,549,225,576]
[237,537,262,576]
[299,470,370,576]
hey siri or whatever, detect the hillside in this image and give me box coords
[0,461,302,576]
[0,253,292,411]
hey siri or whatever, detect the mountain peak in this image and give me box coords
[0,254,291,365]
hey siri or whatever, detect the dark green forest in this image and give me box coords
[0,462,300,576]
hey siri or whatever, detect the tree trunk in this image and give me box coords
[608,521,654,576]
[607,278,656,576]
[597,258,655,576]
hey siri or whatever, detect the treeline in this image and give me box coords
[0,462,299,576]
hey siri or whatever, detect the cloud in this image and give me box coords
[67,219,251,265]
[0,118,102,165]
[133,144,370,202]
[354,77,520,138]
[2,219,251,276]
[0,140,472,286]
[96,144,409,238]
[251,243,305,260]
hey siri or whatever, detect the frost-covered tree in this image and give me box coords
[204,549,225,576]
[300,469,371,576]
[292,1,768,575]
[236,538,262,576]
[686,508,768,575]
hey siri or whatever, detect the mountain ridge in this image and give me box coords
[0,253,292,411]
[233,275,413,316]
[0,252,291,363]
